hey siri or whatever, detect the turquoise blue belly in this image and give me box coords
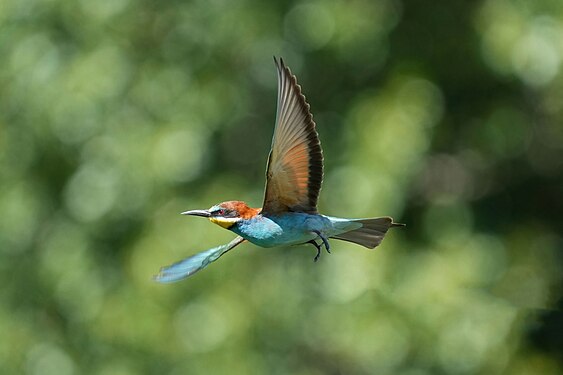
[231,213,334,248]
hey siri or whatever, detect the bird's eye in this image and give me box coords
[217,209,225,216]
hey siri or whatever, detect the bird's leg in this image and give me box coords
[311,230,331,262]
[314,230,330,253]
[307,240,322,262]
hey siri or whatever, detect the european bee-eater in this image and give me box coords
[154,58,404,283]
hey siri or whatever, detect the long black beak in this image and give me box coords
[181,209,211,218]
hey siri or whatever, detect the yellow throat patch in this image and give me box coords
[209,217,238,229]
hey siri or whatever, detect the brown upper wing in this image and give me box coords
[261,58,324,214]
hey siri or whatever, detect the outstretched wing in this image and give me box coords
[154,236,245,283]
[261,57,323,214]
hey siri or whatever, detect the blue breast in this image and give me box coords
[231,213,331,248]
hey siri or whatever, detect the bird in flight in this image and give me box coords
[154,58,404,283]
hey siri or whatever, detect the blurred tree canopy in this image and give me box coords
[1,0,562,374]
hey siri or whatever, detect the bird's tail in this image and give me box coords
[331,217,404,249]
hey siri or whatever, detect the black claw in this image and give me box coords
[312,230,331,259]
[307,240,322,262]
[324,240,331,254]
[314,250,321,262]
[314,230,330,251]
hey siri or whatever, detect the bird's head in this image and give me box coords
[181,201,260,229]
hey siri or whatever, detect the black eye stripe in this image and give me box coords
[212,208,239,218]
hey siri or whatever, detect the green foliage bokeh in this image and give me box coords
[1,0,562,374]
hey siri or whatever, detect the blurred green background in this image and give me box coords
[1,0,563,374]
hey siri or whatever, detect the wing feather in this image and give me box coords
[262,57,324,214]
[154,236,245,283]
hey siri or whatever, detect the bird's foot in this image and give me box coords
[311,230,331,261]
[307,240,322,262]
[314,230,330,253]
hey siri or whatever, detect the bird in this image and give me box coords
[154,57,404,283]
